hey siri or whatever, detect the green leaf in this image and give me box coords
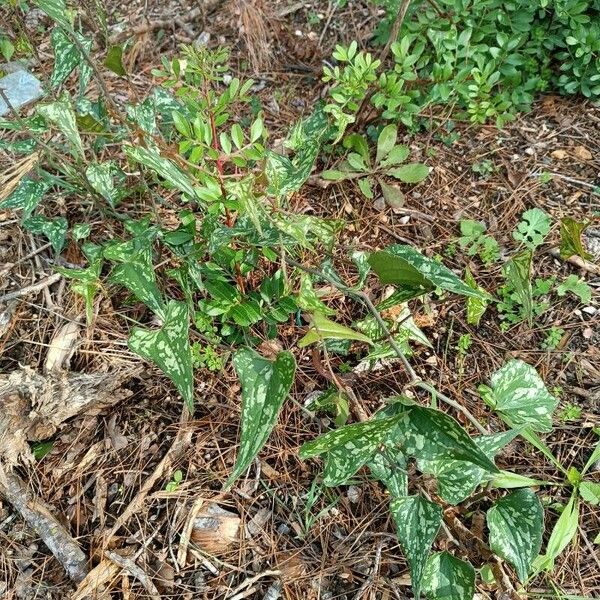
[23,215,68,253]
[86,161,127,207]
[534,493,579,572]
[367,450,408,498]
[104,45,126,76]
[487,489,544,582]
[481,359,558,432]
[422,552,475,600]
[464,269,488,326]
[72,223,91,240]
[125,145,198,201]
[579,481,600,505]
[380,180,405,209]
[503,250,533,324]
[491,470,548,489]
[559,217,592,260]
[376,124,397,164]
[322,436,383,486]
[513,208,551,250]
[225,348,296,489]
[298,312,373,348]
[369,245,488,300]
[582,438,600,476]
[388,163,430,183]
[128,301,194,410]
[380,144,410,167]
[321,169,349,181]
[0,177,48,219]
[392,495,442,599]
[357,176,374,199]
[32,0,72,30]
[49,27,80,88]
[297,274,336,316]
[557,274,592,304]
[37,94,84,159]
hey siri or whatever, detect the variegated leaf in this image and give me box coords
[391,495,442,599]
[417,430,517,505]
[37,94,84,159]
[367,450,408,498]
[225,348,296,489]
[481,359,558,432]
[296,274,336,316]
[487,489,544,582]
[422,552,475,600]
[298,312,373,348]
[33,0,72,30]
[125,145,198,200]
[464,268,488,326]
[369,245,488,300]
[299,415,402,460]
[322,439,379,487]
[0,177,48,219]
[128,300,193,410]
[86,161,127,207]
[23,215,68,253]
[49,28,92,92]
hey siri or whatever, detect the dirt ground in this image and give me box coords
[0,1,599,598]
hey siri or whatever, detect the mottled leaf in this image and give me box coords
[128,300,193,410]
[368,450,408,498]
[559,217,592,260]
[86,161,127,207]
[0,177,48,219]
[37,94,84,159]
[487,489,544,581]
[422,552,475,600]
[23,215,68,253]
[392,495,442,598]
[297,274,336,316]
[481,359,558,432]
[33,0,72,30]
[225,348,296,489]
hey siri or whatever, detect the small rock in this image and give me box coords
[373,197,386,211]
[551,149,568,160]
[347,486,360,503]
[0,70,43,117]
[582,306,597,316]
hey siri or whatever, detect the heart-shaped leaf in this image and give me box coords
[0,177,48,219]
[422,552,475,600]
[225,348,296,489]
[128,300,194,410]
[487,489,544,582]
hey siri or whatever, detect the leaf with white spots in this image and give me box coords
[23,215,68,253]
[369,245,488,300]
[128,300,193,410]
[32,0,72,30]
[487,489,544,582]
[49,28,93,92]
[225,348,296,489]
[417,430,517,505]
[86,161,127,207]
[391,495,442,599]
[37,94,84,159]
[367,450,408,498]
[422,552,475,600]
[0,177,48,219]
[480,359,558,432]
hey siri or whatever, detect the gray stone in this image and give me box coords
[0,70,43,116]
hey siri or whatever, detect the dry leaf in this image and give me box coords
[573,145,592,161]
[44,321,81,372]
[551,149,567,160]
[191,504,240,554]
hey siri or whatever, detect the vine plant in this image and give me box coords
[1,2,598,599]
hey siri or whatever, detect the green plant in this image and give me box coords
[165,469,183,492]
[322,124,429,207]
[456,333,471,377]
[458,219,501,266]
[541,326,565,350]
[559,403,582,422]
[471,158,495,177]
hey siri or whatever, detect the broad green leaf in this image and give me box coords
[388,163,430,183]
[582,438,600,476]
[369,245,487,300]
[104,45,126,76]
[357,176,374,199]
[503,250,533,323]
[49,27,80,87]
[110,254,165,318]
[37,94,84,159]
[127,98,157,134]
[368,450,408,498]
[559,217,592,260]
[513,208,551,250]
[417,431,516,505]
[391,495,442,599]
[376,124,397,164]
[380,180,405,208]
[271,213,343,252]
[125,145,198,200]
[487,489,544,581]
[481,359,558,432]
[72,223,90,240]
[225,348,296,489]
[380,144,410,167]
[322,436,381,486]
[322,169,349,181]
[128,300,193,410]
[0,178,48,219]
[579,481,600,505]
[464,268,488,326]
[33,0,72,29]
[557,274,592,304]
[422,552,475,600]
[86,161,127,207]
[299,415,402,459]
[298,312,373,348]
[534,493,579,572]
[23,215,68,253]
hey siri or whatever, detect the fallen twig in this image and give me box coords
[0,272,62,303]
[105,551,161,600]
[549,248,600,275]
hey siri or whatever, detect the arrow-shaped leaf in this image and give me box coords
[225,348,296,489]
[422,552,475,600]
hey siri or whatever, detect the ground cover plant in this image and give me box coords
[0,0,598,598]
